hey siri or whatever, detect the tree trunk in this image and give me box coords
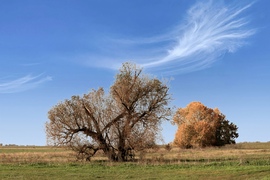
[116,135,128,162]
[103,148,118,161]
[117,148,127,162]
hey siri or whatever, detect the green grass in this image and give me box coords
[0,162,270,180]
[1,143,270,179]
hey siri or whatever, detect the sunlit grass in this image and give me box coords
[0,142,270,179]
[0,162,270,180]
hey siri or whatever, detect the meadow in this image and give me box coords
[0,142,270,179]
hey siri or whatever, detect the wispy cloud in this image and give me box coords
[142,0,256,74]
[0,74,52,94]
[88,0,256,74]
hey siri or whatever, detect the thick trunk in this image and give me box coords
[96,126,131,162]
[96,134,118,161]
[102,145,128,162]
[104,148,118,161]
[117,148,127,162]
[117,135,128,162]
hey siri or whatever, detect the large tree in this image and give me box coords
[46,62,172,162]
[173,102,238,148]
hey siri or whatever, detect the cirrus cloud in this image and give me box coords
[0,74,52,94]
[88,0,256,74]
[142,0,256,74]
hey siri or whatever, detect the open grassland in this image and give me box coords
[0,142,270,179]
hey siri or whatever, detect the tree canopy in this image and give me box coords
[46,62,172,161]
[173,102,238,148]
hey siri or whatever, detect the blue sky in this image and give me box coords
[0,0,269,145]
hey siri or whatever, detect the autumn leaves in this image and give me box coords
[46,62,239,162]
[173,102,238,148]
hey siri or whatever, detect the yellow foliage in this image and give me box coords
[174,102,238,148]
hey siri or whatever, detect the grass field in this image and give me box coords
[0,142,270,179]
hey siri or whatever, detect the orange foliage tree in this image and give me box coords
[173,102,238,148]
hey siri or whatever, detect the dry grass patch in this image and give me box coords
[1,143,270,165]
[0,146,76,164]
[0,143,270,179]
